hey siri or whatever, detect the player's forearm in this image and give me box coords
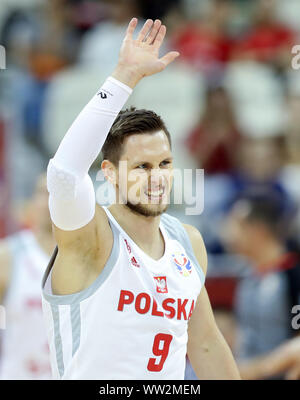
[189,330,241,380]
[46,69,134,230]
[51,65,141,178]
[50,74,133,177]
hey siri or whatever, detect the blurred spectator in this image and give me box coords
[223,192,300,378]
[185,85,240,174]
[238,335,300,380]
[170,0,235,79]
[278,95,300,230]
[235,136,284,183]
[1,1,108,149]
[1,1,81,149]
[139,0,180,21]
[0,174,55,379]
[275,0,300,34]
[195,136,289,258]
[223,61,287,138]
[232,0,295,71]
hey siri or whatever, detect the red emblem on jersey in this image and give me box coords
[154,276,168,293]
[124,239,131,254]
[25,298,42,309]
[130,256,140,268]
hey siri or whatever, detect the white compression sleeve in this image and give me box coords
[47,76,132,231]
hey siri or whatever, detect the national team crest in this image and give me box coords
[154,276,168,293]
[172,252,192,277]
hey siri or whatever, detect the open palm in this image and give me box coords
[118,18,179,80]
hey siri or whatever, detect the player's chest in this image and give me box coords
[110,238,201,322]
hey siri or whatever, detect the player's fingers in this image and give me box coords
[152,25,167,49]
[124,18,138,40]
[137,19,153,42]
[144,19,161,44]
[158,51,180,68]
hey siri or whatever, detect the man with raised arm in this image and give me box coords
[42,18,240,380]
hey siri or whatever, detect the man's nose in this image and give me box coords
[149,169,165,188]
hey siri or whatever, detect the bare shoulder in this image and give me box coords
[0,239,12,300]
[182,223,207,276]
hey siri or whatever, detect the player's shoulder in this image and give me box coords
[181,223,203,241]
[160,212,203,242]
[160,212,204,244]
[181,223,207,276]
[161,213,207,276]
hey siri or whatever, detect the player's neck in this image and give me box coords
[108,204,164,259]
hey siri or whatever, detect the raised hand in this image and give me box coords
[112,18,180,88]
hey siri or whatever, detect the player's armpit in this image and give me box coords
[0,241,12,303]
[187,287,241,379]
[182,223,208,276]
[50,205,113,295]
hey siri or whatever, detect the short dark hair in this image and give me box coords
[102,107,172,166]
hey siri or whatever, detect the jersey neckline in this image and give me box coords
[102,205,169,265]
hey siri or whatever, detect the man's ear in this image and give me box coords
[101,160,117,186]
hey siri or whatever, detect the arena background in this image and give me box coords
[0,0,300,380]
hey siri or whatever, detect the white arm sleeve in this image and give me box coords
[47,76,132,231]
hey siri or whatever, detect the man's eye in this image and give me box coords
[136,164,147,169]
[161,160,171,166]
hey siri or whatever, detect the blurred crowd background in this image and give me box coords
[0,0,300,380]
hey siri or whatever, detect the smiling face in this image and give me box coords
[102,130,173,217]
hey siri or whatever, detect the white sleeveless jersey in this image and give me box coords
[41,208,205,380]
[0,229,52,379]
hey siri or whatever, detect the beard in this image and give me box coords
[125,200,169,217]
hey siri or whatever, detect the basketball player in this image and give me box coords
[0,174,54,379]
[42,18,240,379]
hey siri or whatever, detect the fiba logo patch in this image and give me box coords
[172,252,192,277]
[154,276,168,293]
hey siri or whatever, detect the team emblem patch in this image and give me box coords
[172,252,192,277]
[154,276,168,293]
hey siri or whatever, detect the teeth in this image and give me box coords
[145,189,164,196]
